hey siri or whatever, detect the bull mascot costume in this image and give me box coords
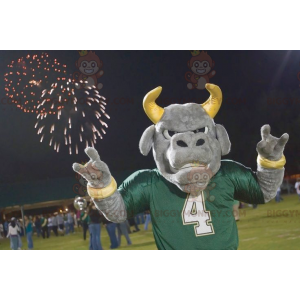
[73,84,288,250]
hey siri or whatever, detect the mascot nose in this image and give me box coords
[176,138,206,148]
[176,140,188,148]
[196,139,205,146]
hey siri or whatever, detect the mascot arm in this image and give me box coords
[256,125,289,202]
[90,190,127,223]
[85,170,152,222]
[73,147,127,223]
[73,148,150,223]
[225,161,265,205]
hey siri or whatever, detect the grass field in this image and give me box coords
[1,194,299,250]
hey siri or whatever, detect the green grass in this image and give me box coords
[237,194,300,250]
[1,194,299,250]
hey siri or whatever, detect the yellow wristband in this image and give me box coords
[257,155,286,169]
[87,176,117,200]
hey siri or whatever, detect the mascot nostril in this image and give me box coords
[196,139,205,146]
[177,140,188,148]
[74,83,289,250]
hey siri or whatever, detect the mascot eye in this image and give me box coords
[163,130,178,140]
[194,127,208,134]
[194,62,199,68]
[91,62,96,67]
[82,62,87,68]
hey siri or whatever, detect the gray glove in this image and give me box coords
[72,147,111,189]
[256,124,289,161]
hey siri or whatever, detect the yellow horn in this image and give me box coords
[143,86,165,124]
[201,84,222,118]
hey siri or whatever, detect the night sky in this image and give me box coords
[1,50,300,184]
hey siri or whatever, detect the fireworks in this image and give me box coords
[35,78,110,154]
[4,51,110,154]
[4,53,68,113]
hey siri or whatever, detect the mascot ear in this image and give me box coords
[215,124,231,156]
[139,125,155,156]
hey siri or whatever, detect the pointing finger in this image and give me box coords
[73,162,85,173]
[85,147,101,162]
[261,124,271,140]
[277,133,289,147]
[73,163,92,182]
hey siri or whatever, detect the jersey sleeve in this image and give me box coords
[225,161,265,204]
[118,170,153,218]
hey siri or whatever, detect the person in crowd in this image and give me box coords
[128,217,140,232]
[73,212,78,228]
[57,212,64,233]
[135,213,145,225]
[16,219,23,249]
[7,217,20,250]
[101,214,118,249]
[144,210,151,230]
[17,219,24,236]
[80,209,90,241]
[32,217,36,235]
[41,215,49,239]
[276,186,282,203]
[47,214,53,237]
[87,201,102,250]
[0,222,4,239]
[35,216,41,237]
[295,178,300,201]
[126,220,131,233]
[117,221,132,246]
[51,213,58,236]
[3,220,8,237]
[76,210,81,227]
[67,211,74,234]
[24,216,33,250]
[64,213,69,235]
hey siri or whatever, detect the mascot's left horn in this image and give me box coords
[201,84,222,119]
[143,86,165,124]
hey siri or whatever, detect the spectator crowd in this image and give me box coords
[0,204,152,250]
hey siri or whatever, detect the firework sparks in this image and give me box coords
[4,53,68,113]
[35,79,109,154]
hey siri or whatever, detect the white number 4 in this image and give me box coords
[182,192,215,237]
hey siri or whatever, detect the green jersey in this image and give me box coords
[118,160,264,250]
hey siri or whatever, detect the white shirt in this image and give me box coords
[7,225,20,236]
[295,182,300,194]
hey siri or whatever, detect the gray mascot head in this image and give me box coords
[139,84,231,195]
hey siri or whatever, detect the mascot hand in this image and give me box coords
[72,147,111,189]
[256,125,289,161]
